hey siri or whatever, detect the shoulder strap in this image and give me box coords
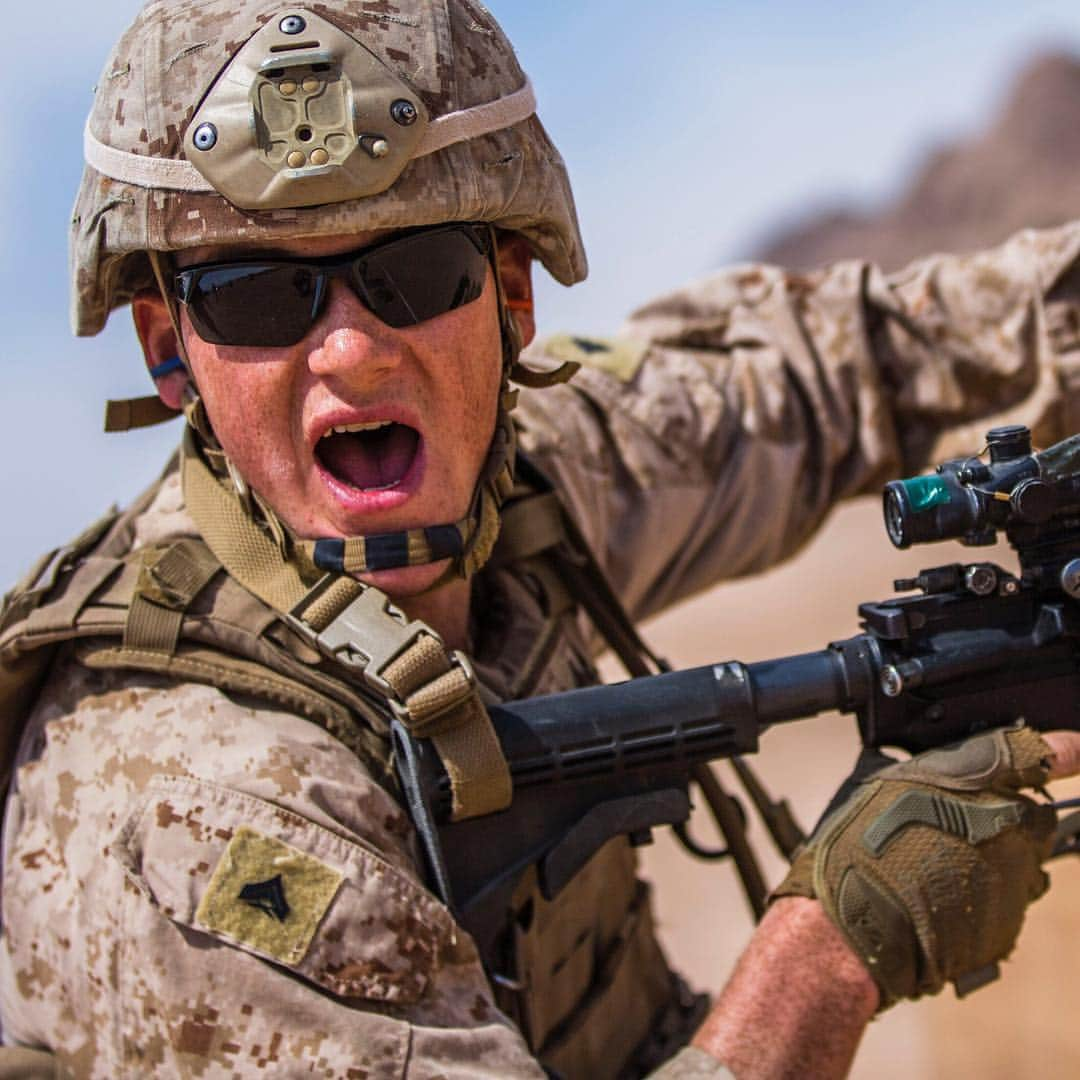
[0,503,130,800]
[0,539,398,794]
[0,467,386,786]
[180,431,511,822]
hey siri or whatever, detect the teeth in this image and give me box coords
[323,420,393,438]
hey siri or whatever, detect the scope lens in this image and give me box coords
[881,472,987,548]
[902,474,951,512]
[882,476,954,548]
[883,484,910,548]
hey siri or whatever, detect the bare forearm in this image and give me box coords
[692,898,878,1080]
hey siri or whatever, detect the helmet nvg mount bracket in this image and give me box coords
[184,10,431,210]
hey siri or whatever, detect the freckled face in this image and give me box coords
[178,231,503,596]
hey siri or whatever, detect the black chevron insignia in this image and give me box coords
[238,874,291,921]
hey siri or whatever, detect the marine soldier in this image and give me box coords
[2,1,1080,1077]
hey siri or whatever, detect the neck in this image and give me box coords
[395,576,473,651]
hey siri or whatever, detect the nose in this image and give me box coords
[305,279,406,382]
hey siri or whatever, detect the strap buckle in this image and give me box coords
[288,583,476,723]
[290,586,419,695]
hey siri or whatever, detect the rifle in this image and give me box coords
[393,423,1080,973]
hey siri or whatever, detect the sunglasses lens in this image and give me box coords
[182,264,319,347]
[353,227,490,328]
[176,224,491,346]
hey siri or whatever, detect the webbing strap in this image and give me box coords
[423,694,510,817]
[380,631,511,818]
[546,506,667,678]
[489,491,567,569]
[496,461,668,679]
[182,435,316,612]
[300,575,364,632]
[557,551,666,678]
[124,540,221,653]
[181,433,510,820]
[290,581,511,820]
[124,595,182,654]
[104,395,182,432]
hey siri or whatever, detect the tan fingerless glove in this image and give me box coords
[773,727,1057,1009]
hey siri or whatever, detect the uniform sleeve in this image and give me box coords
[0,662,546,1079]
[515,221,1080,623]
[107,774,547,1079]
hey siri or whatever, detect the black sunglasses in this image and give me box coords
[172,222,493,348]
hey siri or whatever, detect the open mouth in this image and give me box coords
[315,421,421,491]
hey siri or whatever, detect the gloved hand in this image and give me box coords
[772,726,1057,1009]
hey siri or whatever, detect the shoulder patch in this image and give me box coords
[537,334,647,382]
[115,775,455,1002]
[195,825,343,966]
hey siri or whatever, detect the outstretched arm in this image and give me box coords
[518,222,1080,624]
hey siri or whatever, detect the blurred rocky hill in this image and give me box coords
[753,51,1080,270]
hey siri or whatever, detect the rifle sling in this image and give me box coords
[501,458,668,681]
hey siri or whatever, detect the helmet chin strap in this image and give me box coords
[293,399,516,580]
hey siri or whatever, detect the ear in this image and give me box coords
[495,232,536,349]
[131,289,189,411]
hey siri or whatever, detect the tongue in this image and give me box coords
[318,424,418,490]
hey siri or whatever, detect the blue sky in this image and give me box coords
[5,0,1080,586]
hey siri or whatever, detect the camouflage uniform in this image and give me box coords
[5,218,1080,1078]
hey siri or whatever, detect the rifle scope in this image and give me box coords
[882,425,1057,549]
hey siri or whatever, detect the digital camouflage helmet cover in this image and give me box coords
[73,0,586,335]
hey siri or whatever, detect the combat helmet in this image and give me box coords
[73,0,586,579]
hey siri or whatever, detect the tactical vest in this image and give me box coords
[0,455,705,1079]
